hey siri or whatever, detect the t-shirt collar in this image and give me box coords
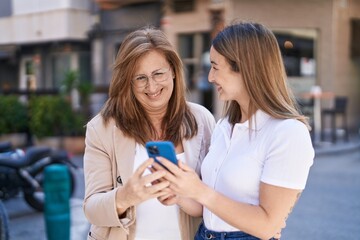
[234,109,271,131]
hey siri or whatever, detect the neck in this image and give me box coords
[148,110,166,140]
[239,106,249,123]
[237,99,250,123]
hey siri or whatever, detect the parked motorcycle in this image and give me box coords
[0,142,77,212]
[0,200,9,240]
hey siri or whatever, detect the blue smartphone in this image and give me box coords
[145,141,178,168]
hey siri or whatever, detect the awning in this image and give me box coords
[95,0,159,9]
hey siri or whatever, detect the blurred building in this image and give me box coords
[1,0,359,133]
[0,0,92,92]
[161,0,360,132]
[94,0,360,131]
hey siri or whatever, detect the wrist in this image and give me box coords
[194,183,213,206]
[176,196,185,208]
[116,188,130,215]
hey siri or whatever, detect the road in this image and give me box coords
[282,149,360,239]
[4,148,360,239]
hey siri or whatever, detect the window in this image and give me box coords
[178,32,211,89]
[274,31,316,77]
[273,28,317,94]
[172,0,195,13]
[51,52,90,88]
[351,19,360,58]
[52,54,71,88]
[178,32,214,112]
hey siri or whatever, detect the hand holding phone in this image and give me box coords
[145,141,178,170]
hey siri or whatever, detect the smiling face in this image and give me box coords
[132,50,174,114]
[208,46,250,109]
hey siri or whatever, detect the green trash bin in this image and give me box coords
[44,164,71,240]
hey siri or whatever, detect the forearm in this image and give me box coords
[195,185,280,239]
[84,189,126,227]
[177,197,202,217]
[115,187,132,216]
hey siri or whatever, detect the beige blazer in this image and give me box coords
[83,102,215,240]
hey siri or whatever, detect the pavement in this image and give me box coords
[3,134,360,240]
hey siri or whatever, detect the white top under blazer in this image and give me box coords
[134,144,184,240]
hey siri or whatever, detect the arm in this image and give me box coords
[152,161,203,217]
[115,158,171,215]
[83,122,170,228]
[159,158,299,240]
[195,181,299,239]
[157,193,203,217]
[83,122,123,227]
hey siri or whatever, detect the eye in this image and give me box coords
[211,66,218,70]
[135,75,147,81]
[153,72,165,80]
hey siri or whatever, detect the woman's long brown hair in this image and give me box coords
[212,21,310,130]
[101,27,197,145]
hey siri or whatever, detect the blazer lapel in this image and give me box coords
[113,125,136,185]
[183,122,204,174]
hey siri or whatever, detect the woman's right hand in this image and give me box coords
[115,158,170,215]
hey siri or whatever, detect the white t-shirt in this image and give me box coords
[134,144,184,240]
[201,110,314,232]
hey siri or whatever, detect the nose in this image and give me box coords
[145,77,158,90]
[208,68,214,83]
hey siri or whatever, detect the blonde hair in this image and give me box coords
[101,26,197,145]
[212,21,310,129]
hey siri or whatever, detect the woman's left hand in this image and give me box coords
[157,190,178,206]
[152,159,207,217]
[152,157,205,200]
[148,164,179,205]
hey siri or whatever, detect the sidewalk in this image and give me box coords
[6,198,89,240]
[282,138,360,239]
[314,134,360,156]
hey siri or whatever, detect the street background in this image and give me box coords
[3,138,360,240]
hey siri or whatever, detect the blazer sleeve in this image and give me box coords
[83,120,134,233]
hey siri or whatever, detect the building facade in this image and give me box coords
[162,0,360,132]
[0,0,92,93]
[1,0,359,134]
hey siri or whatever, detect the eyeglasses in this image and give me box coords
[132,67,171,88]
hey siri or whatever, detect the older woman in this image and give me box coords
[83,27,215,240]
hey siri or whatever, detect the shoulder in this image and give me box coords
[269,118,309,137]
[87,113,116,135]
[87,113,103,126]
[264,117,313,151]
[85,114,133,154]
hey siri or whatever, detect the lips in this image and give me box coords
[146,89,162,98]
[215,84,222,93]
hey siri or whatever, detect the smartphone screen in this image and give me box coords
[145,141,178,168]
